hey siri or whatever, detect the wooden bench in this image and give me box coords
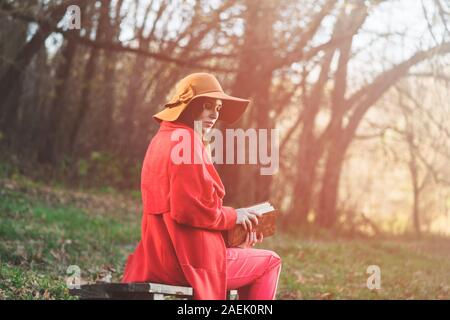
[69,282,238,300]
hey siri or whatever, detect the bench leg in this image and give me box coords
[227,290,238,300]
[152,293,165,300]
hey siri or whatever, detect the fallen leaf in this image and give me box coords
[318,292,333,300]
[294,271,306,284]
[43,289,51,299]
[336,285,345,293]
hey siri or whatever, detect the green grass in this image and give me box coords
[265,235,450,299]
[0,178,449,299]
[0,183,140,299]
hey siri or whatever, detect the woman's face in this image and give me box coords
[196,99,222,133]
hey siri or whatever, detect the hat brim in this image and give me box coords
[194,91,250,124]
[153,91,250,124]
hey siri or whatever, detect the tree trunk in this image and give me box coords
[412,178,421,237]
[315,141,346,228]
[219,0,276,207]
[0,1,85,128]
[67,47,97,156]
[287,149,322,227]
[37,40,76,163]
[0,24,52,134]
[314,38,450,229]
[94,0,119,150]
[284,47,336,227]
[407,129,421,237]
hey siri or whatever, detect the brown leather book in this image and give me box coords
[227,201,278,247]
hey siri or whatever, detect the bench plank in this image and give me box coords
[69,282,238,300]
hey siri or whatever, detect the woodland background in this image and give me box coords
[0,0,449,299]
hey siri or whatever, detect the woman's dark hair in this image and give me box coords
[176,97,207,129]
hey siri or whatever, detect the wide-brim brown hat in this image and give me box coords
[153,73,250,124]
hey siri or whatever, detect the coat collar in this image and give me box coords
[159,121,225,198]
[159,120,203,140]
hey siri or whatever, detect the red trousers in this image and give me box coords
[226,248,282,300]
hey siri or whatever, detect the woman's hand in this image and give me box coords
[237,231,264,249]
[236,208,262,231]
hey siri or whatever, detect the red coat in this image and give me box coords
[121,120,237,299]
